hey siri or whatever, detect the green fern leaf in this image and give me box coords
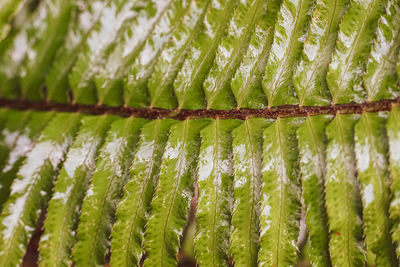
[0,0,49,99]
[297,115,331,266]
[230,118,271,266]
[293,0,349,106]
[95,0,188,107]
[0,110,31,173]
[194,119,241,266]
[262,0,314,107]
[386,106,400,257]
[144,119,210,266]
[0,0,36,56]
[325,114,365,266]
[231,0,281,109]
[326,0,386,104]
[0,0,26,41]
[122,0,184,108]
[0,111,54,212]
[110,119,176,267]
[258,117,302,266]
[45,1,108,103]
[203,0,267,110]
[19,0,75,101]
[363,0,400,101]
[354,112,398,266]
[0,109,9,126]
[72,117,147,267]
[148,0,210,109]
[68,0,150,105]
[39,115,116,267]
[173,0,238,110]
[397,53,400,77]
[0,113,81,267]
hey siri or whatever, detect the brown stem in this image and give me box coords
[0,97,398,120]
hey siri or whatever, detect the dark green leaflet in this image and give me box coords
[262,0,314,107]
[0,111,54,212]
[326,0,386,104]
[72,117,147,267]
[39,115,116,267]
[0,0,38,53]
[0,110,31,173]
[258,117,302,266]
[293,0,349,106]
[230,0,281,109]
[0,113,81,267]
[0,0,27,41]
[397,53,400,78]
[231,119,271,266]
[297,115,331,266]
[325,114,365,266]
[173,0,238,110]
[0,0,49,99]
[45,1,108,103]
[68,0,151,105]
[122,0,181,108]
[386,106,400,258]
[194,119,241,266]
[110,119,176,267]
[0,109,8,125]
[363,0,400,101]
[354,112,398,266]
[0,109,10,141]
[203,0,267,110]
[144,119,211,266]
[95,0,186,107]
[19,0,75,101]
[148,0,210,109]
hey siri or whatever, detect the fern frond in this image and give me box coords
[39,115,116,267]
[386,106,400,257]
[0,110,31,173]
[258,117,302,266]
[72,117,147,266]
[173,0,238,110]
[231,0,281,109]
[326,0,386,104]
[363,0,400,101]
[148,0,210,109]
[95,0,187,107]
[19,0,75,101]
[110,119,176,267]
[293,0,349,106]
[0,0,48,99]
[68,0,153,105]
[297,115,331,266]
[325,114,365,266]
[45,1,108,103]
[397,53,400,77]
[203,0,267,110]
[122,0,182,108]
[0,111,54,211]
[144,119,211,266]
[0,109,9,131]
[194,119,241,265]
[0,113,81,267]
[262,0,314,107]
[230,118,271,266]
[0,0,26,41]
[354,112,398,266]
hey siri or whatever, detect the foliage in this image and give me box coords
[1,0,400,266]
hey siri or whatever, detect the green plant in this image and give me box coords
[0,0,400,266]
